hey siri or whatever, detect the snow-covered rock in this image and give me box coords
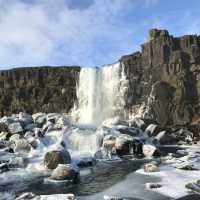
[8,122,23,134]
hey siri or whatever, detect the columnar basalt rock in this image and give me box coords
[121,29,200,128]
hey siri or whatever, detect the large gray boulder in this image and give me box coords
[115,134,134,155]
[24,123,38,132]
[142,144,161,157]
[44,150,71,170]
[102,135,116,158]
[155,131,178,145]
[32,113,46,127]
[0,123,9,133]
[9,133,21,143]
[144,162,159,173]
[50,164,78,181]
[102,134,141,157]
[19,112,33,126]
[8,122,23,134]
[14,138,31,153]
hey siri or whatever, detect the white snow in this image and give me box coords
[137,144,200,198]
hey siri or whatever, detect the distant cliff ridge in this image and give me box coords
[0,66,80,115]
[0,29,200,130]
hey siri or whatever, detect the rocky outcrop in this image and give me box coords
[0,66,80,116]
[121,29,200,128]
[0,29,200,131]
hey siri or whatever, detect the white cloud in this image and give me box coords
[0,0,138,68]
[144,0,158,7]
[0,0,199,69]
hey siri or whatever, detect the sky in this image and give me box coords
[0,0,200,68]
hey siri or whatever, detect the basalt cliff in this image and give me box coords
[0,29,200,131]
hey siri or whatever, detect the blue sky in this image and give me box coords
[0,0,200,68]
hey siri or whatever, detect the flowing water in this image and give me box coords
[73,62,128,127]
[0,63,170,200]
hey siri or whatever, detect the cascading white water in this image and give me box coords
[66,62,128,156]
[73,62,128,127]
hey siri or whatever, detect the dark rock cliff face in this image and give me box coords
[121,29,200,128]
[0,29,200,131]
[0,66,80,116]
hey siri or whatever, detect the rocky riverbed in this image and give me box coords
[0,112,200,200]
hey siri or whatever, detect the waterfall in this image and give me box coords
[73,62,128,127]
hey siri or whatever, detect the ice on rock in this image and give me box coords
[32,113,46,126]
[8,122,23,134]
[18,112,33,126]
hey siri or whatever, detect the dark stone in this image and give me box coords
[0,163,9,173]
[77,157,96,168]
[155,131,178,145]
[50,164,79,181]
[0,66,80,116]
[0,123,9,133]
[44,150,71,170]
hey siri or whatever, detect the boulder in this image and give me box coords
[19,112,33,126]
[0,131,10,140]
[33,128,43,137]
[0,116,15,126]
[144,163,159,173]
[27,137,38,149]
[44,150,71,170]
[32,113,46,127]
[175,163,198,171]
[0,140,12,149]
[117,126,141,137]
[50,164,79,181]
[9,157,28,168]
[77,157,96,168]
[102,117,129,128]
[24,123,38,132]
[47,113,61,123]
[103,134,144,157]
[8,122,23,134]
[175,128,194,143]
[24,131,35,139]
[56,116,71,128]
[129,117,146,130]
[146,183,162,189]
[155,131,178,145]
[142,144,161,157]
[0,123,9,133]
[14,139,31,153]
[0,163,9,173]
[186,182,200,193]
[9,134,21,143]
[15,192,37,200]
[65,194,76,200]
[115,134,134,155]
[102,135,117,158]
[145,124,162,136]
[42,121,55,133]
